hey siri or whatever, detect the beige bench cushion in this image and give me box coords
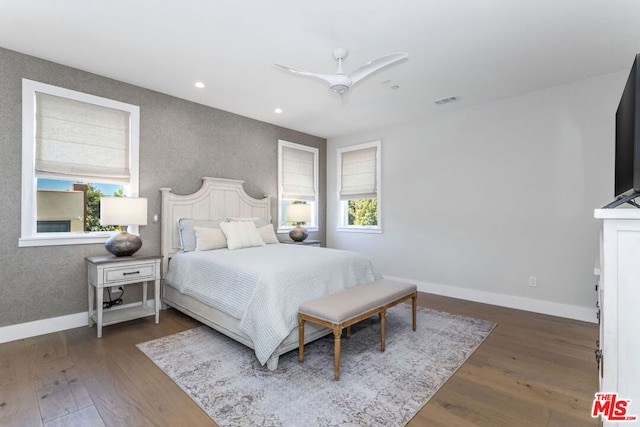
[298,279,417,323]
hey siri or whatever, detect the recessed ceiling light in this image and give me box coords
[274,108,283,114]
[194,81,205,89]
[391,85,400,90]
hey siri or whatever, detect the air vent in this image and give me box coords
[434,96,459,105]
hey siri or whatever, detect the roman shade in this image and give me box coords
[281,146,316,201]
[340,146,377,200]
[34,92,131,183]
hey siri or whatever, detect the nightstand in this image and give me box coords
[280,239,322,247]
[86,254,162,338]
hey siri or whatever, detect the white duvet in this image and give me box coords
[164,244,381,364]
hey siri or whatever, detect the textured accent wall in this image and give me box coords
[0,47,326,328]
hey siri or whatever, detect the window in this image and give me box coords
[277,140,319,233]
[337,140,382,233]
[20,79,140,247]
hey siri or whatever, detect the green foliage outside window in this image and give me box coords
[86,183,123,231]
[348,199,378,226]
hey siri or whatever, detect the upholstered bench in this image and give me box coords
[297,279,417,380]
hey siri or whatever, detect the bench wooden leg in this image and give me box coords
[298,316,305,363]
[380,310,386,352]
[333,326,341,380]
[412,292,417,331]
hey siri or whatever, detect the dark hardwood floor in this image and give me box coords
[0,293,599,426]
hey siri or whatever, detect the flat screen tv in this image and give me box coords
[605,53,640,208]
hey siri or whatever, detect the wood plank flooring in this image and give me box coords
[0,293,599,426]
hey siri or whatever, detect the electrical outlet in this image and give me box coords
[110,286,123,294]
[528,276,537,287]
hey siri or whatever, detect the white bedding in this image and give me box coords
[164,244,381,364]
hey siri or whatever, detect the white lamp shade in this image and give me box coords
[100,197,148,226]
[286,203,311,223]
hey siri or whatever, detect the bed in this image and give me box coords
[160,177,381,369]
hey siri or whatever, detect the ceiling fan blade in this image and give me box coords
[348,52,409,85]
[273,63,338,85]
[274,63,352,93]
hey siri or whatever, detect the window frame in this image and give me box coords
[19,79,140,247]
[277,140,319,234]
[336,140,382,233]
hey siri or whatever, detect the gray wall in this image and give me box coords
[0,47,326,328]
[327,71,624,321]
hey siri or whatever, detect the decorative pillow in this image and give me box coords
[194,226,227,251]
[219,221,265,250]
[178,218,225,252]
[257,224,279,244]
[227,217,267,228]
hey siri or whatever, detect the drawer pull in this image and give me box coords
[122,271,140,276]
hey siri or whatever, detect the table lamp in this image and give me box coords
[286,203,311,242]
[100,197,148,256]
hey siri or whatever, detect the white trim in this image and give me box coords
[336,226,383,234]
[0,299,157,344]
[19,233,111,247]
[384,275,597,323]
[276,226,319,234]
[18,229,138,248]
[20,78,140,247]
[337,140,382,231]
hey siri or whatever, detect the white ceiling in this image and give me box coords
[1,0,639,139]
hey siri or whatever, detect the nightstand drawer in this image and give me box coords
[103,264,156,284]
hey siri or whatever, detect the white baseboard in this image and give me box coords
[384,275,597,324]
[0,299,157,344]
[0,279,598,345]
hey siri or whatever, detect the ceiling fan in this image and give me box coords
[274,48,408,95]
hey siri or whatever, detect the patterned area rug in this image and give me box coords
[137,305,495,426]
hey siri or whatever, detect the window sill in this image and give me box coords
[19,232,113,247]
[277,226,319,234]
[336,226,382,234]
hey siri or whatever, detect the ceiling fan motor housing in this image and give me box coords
[331,84,350,94]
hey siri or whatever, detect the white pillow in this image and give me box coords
[219,221,266,250]
[193,226,227,251]
[177,218,225,252]
[227,216,267,228]
[257,224,279,244]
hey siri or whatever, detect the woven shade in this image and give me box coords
[281,146,315,201]
[35,92,131,183]
[340,147,377,200]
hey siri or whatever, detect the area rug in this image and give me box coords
[137,305,495,426]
